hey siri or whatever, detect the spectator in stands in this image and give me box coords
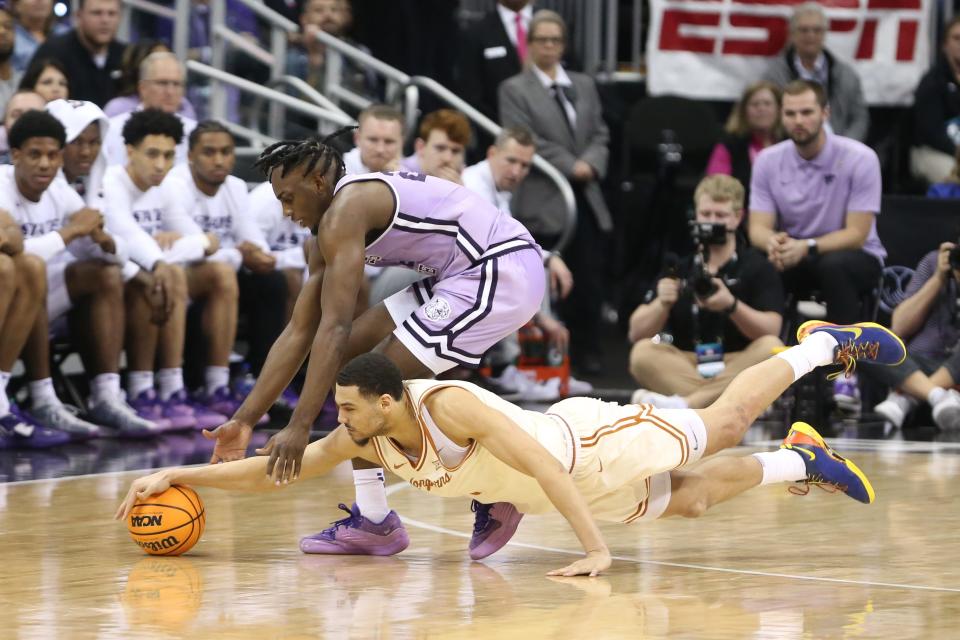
[164,121,289,410]
[927,146,960,199]
[28,0,124,107]
[267,0,302,24]
[103,41,197,120]
[101,109,227,430]
[499,9,612,375]
[102,52,197,166]
[0,10,22,110]
[401,108,470,185]
[9,0,69,74]
[342,104,404,175]
[629,175,784,409]
[286,0,377,111]
[18,57,67,102]
[749,79,884,409]
[762,2,869,141]
[1,110,160,437]
[46,99,109,208]
[462,125,579,400]
[911,16,960,185]
[867,241,960,429]
[706,81,783,195]
[0,89,45,163]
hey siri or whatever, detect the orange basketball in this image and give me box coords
[127,485,206,556]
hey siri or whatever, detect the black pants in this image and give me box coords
[238,270,288,375]
[538,189,610,359]
[781,250,882,324]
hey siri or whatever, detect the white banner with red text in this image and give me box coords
[647,0,933,105]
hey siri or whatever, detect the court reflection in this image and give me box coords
[120,557,204,632]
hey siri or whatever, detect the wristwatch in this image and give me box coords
[807,238,819,256]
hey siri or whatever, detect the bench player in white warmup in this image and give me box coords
[119,320,905,576]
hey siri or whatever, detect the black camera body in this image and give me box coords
[687,221,729,298]
[950,244,960,271]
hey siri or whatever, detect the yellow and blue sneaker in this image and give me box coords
[797,321,906,379]
[781,422,875,504]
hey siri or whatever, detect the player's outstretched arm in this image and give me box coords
[429,389,611,577]
[117,426,375,520]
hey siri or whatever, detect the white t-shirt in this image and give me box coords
[0,165,133,273]
[343,147,373,176]
[165,165,270,269]
[102,164,207,270]
[462,160,512,213]
[102,109,197,167]
[248,181,311,271]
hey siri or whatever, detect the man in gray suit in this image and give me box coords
[498,9,611,374]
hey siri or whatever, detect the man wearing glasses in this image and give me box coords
[101,52,196,167]
[498,9,613,377]
[762,2,869,142]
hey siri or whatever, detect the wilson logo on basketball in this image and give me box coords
[135,535,180,552]
[130,514,163,527]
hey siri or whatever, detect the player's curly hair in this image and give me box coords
[122,108,184,147]
[8,109,66,149]
[253,126,357,182]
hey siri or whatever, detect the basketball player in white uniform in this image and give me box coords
[119,320,905,576]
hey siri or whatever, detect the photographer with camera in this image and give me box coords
[627,175,784,409]
[865,241,960,429]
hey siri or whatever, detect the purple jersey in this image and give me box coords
[334,171,539,280]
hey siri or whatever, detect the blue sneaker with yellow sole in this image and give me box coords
[781,422,875,504]
[797,321,906,379]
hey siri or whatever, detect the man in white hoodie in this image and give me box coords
[46,99,111,209]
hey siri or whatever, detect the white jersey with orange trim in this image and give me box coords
[371,380,706,523]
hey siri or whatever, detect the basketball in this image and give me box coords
[127,485,206,556]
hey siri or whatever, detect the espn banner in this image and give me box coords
[646,0,933,105]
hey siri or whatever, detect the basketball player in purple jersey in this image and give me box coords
[204,129,546,558]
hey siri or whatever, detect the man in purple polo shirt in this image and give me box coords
[748,79,885,409]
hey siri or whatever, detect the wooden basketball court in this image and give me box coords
[1,436,958,638]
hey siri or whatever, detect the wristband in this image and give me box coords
[724,297,739,315]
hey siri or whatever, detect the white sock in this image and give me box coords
[204,366,230,395]
[90,373,122,405]
[928,387,947,406]
[752,449,808,485]
[353,468,390,523]
[157,368,185,401]
[775,332,839,382]
[0,371,10,416]
[127,371,155,398]
[29,378,61,410]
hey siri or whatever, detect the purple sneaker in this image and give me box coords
[156,390,200,431]
[129,390,175,431]
[168,390,226,430]
[469,500,523,561]
[279,386,300,410]
[203,387,268,426]
[0,408,71,449]
[299,503,409,556]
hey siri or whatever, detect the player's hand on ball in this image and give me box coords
[546,548,611,577]
[203,419,254,464]
[256,423,310,484]
[114,471,171,521]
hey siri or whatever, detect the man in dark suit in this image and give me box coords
[499,9,612,375]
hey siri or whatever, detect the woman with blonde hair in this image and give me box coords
[706,81,783,192]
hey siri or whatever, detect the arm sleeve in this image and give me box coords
[230,185,270,251]
[24,232,66,260]
[160,180,205,236]
[273,245,307,271]
[846,148,882,214]
[103,178,164,271]
[843,72,870,142]
[577,79,610,179]
[748,152,777,214]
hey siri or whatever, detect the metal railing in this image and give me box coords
[309,30,578,252]
[118,0,189,61]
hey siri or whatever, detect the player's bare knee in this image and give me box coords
[211,262,239,298]
[673,475,709,518]
[16,253,45,287]
[707,408,749,450]
[95,264,123,295]
[753,334,784,354]
[168,265,188,297]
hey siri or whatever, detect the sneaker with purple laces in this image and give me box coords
[299,503,410,555]
[469,500,523,561]
[0,406,71,449]
[167,389,224,430]
[131,390,188,431]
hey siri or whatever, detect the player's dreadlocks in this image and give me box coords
[253,126,357,182]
